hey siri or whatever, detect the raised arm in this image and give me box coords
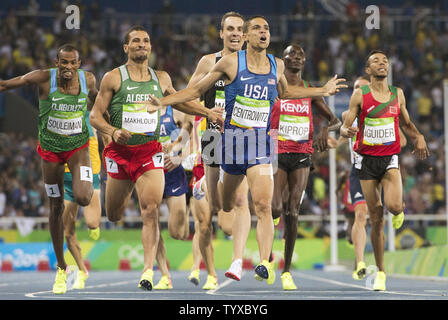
[397,88,429,159]
[340,88,362,138]
[277,59,347,99]
[156,70,223,126]
[149,54,235,109]
[187,54,217,88]
[0,69,49,97]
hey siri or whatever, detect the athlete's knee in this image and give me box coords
[354,207,368,225]
[234,193,248,208]
[253,198,271,217]
[168,224,186,240]
[369,212,384,227]
[74,192,92,207]
[198,221,212,238]
[387,202,403,215]
[140,203,159,222]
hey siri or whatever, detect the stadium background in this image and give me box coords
[0,0,447,277]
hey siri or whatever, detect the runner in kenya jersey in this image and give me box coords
[270,44,341,290]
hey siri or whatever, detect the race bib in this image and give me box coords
[363,117,395,146]
[122,104,158,135]
[278,114,310,142]
[215,90,225,109]
[47,111,83,136]
[230,95,270,129]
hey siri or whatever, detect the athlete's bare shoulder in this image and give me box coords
[153,69,175,95]
[198,53,219,70]
[99,68,121,92]
[84,71,97,87]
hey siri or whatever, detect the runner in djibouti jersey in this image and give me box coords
[39,68,89,152]
[221,50,278,174]
[103,65,164,182]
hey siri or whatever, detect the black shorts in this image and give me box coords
[354,153,399,181]
[201,129,221,168]
[277,153,313,173]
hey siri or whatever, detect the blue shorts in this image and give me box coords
[163,165,188,198]
[64,172,100,202]
[220,128,274,175]
[349,165,366,207]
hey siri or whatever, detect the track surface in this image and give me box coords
[0,269,447,300]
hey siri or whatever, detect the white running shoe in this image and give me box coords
[225,259,242,281]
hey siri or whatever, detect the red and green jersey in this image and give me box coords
[354,85,401,156]
[38,68,89,152]
[271,80,314,154]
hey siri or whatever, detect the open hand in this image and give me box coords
[323,75,348,96]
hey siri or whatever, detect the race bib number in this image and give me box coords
[278,115,310,142]
[122,104,158,135]
[105,157,118,173]
[230,95,270,129]
[47,111,83,136]
[152,152,164,168]
[363,117,395,146]
[80,166,93,183]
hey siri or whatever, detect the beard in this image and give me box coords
[131,51,149,63]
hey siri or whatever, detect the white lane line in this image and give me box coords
[206,271,245,295]
[25,280,135,298]
[295,272,442,298]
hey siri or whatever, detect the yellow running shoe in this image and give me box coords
[266,262,276,285]
[52,267,67,294]
[352,261,367,280]
[281,272,297,290]
[188,269,200,286]
[254,260,274,282]
[202,275,218,290]
[154,275,173,290]
[138,269,154,291]
[273,217,280,226]
[373,271,386,291]
[88,227,100,241]
[72,270,89,289]
[392,212,404,229]
[254,273,264,281]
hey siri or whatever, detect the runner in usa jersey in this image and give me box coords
[340,50,429,291]
[269,44,341,290]
[146,16,347,284]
